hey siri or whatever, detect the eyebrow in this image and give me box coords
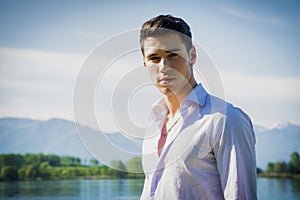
[146,48,182,58]
[165,48,181,54]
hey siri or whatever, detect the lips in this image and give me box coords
[158,76,176,86]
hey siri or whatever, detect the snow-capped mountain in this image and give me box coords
[255,121,300,169]
[0,117,299,169]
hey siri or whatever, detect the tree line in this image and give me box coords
[259,152,300,178]
[0,153,144,181]
[2,152,299,181]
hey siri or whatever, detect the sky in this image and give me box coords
[0,0,300,132]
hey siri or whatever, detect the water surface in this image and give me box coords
[0,178,299,199]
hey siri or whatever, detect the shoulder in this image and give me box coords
[220,105,256,147]
[205,94,253,129]
[225,106,253,132]
[204,95,255,142]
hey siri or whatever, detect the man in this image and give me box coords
[140,15,257,199]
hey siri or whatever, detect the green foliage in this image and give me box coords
[256,167,263,174]
[89,159,100,166]
[46,154,61,166]
[266,163,274,173]
[17,164,39,181]
[265,152,300,176]
[125,157,144,178]
[110,160,127,178]
[60,156,81,166]
[0,154,145,181]
[0,154,23,168]
[289,152,300,174]
[0,165,18,181]
[274,161,287,173]
[110,160,126,171]
[126,157,143,173]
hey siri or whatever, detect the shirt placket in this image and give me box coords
[150,117,184,199]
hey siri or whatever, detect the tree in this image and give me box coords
[110,160,126,171]
[110,160,127,178]
[24,154,38,165]
[17,164,39,180]
[0,166,18,181]
[288,152,300,174]
[0,154,23,168]
[46,154,61,166]
[256,167,263,174]
[274,161,287,173]
[100,166,109,176]
[90,159,100,166]
[266,163,274,173]
[38,162,51,180]
[127,157,143,173]
[61,156,81,166]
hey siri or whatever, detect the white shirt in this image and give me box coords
[141,84,257,200]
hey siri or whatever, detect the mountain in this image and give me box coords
[0,117,142,165]
[0,117,299,170]
[255,122,300,170]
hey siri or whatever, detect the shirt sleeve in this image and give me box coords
[213,107,257,200]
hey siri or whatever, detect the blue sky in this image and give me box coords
[0,0,299,131]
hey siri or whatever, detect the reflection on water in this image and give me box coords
[0,179,144,200]
[0,178,300,199]
[258,178,300,200]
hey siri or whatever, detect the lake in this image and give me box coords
[0,178,299,199]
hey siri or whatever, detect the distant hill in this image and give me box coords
[0,117,142,165]
[255,122,300,169]
[0,117,299,169]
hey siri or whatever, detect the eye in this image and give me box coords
[168,53,179,58]
[149,56,161,63]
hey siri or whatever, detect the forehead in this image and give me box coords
[143,33,187,54]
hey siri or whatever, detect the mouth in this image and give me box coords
[158,76,176,86]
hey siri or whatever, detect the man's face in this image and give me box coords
[143,33,196,96]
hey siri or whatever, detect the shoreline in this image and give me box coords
[258,173,300,179]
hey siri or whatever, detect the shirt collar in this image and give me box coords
[182,83,208,107]
[151,83,208,122]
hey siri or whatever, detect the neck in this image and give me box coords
[164,94,180,117]
[165,80,197,117]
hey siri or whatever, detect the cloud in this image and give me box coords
[0,47,299,131]
[221,6,287,28]
[222,73,300,101]
[221,72,300,127]
[0,46,148,131]
[0,47,84,81]
[0,47,85,120]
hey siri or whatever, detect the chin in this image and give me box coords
[156,85,169,94]
[158,86,176,96]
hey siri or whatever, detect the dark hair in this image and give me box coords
[140,14,193,53]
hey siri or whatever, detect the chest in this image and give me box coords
[142,115,221,174]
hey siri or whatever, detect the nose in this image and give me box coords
[158,57,171,72]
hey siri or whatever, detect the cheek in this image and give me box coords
[172,60,191,76]
[147,67,157,81]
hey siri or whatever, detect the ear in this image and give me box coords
[143,61,146,67]
[189,46,196,67]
